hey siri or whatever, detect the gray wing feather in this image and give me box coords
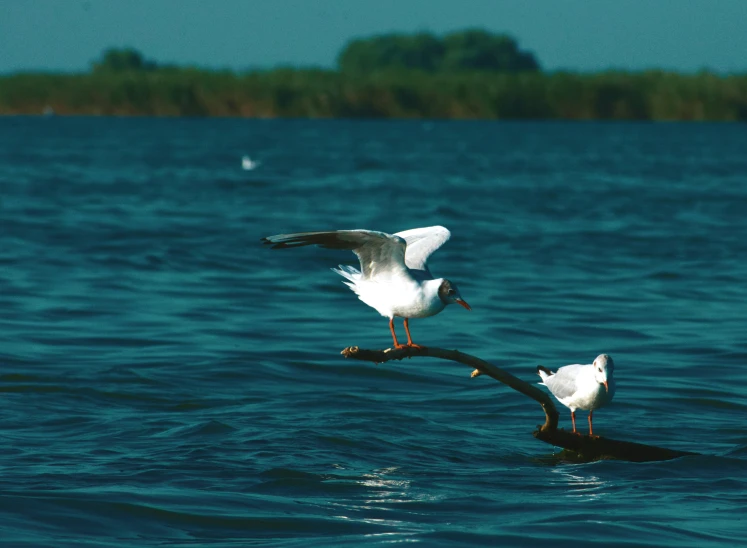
[543,364,587,401]
[262,230,408,280]
[393,226,451,275]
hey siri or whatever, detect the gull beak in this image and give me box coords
[456,299,472,311]
[603,381,609,392]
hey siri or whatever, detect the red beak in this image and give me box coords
[456,299,472,311]
[603,381,609,392]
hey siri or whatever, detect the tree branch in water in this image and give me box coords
[340,345,697,462]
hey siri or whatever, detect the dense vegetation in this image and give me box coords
[1,32,745,120]
[91,48,162,73]
[338,30,539,74]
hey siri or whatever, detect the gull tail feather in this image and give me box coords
[536,365,554,386]
[332,265,362,294]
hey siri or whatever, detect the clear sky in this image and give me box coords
[2,0,746,74]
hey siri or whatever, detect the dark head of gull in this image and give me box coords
[437,279,471,310]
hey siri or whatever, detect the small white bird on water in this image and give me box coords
[537,354,616,437]
[241,155,260,170]
[261,226,471,348]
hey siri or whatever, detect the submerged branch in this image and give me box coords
[534,428,697,462]
[341,345,697,462]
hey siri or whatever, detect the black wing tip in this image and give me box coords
[261,235,317,249]
[260,236,287,249]
[537,365,553,376]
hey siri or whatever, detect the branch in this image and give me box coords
[534,428,696,462]
[341,345,697,462]
[341,345,559,432]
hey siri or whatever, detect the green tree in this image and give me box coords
[442,29,539,72]
[92,48,158,73]
[337,29,539,74]
[338,32,444,74]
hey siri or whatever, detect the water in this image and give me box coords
[1,117,746,547]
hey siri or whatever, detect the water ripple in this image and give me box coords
[0,119,745,546]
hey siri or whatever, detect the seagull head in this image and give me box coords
[438,279,471,311]
[593,354,614,392]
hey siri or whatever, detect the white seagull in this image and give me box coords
[261,226,471,348]
[537,354,616,436]
[241,155,260,170]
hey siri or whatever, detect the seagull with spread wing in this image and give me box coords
[261,226,471,348]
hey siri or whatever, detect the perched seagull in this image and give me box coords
[241,155,260,170]
[261,226,471,348]
[537,354,616,436]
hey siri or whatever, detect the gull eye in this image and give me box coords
[447,289,456,296]
[598,368,602,372]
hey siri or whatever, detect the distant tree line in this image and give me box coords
[338,29,540,73]
[92,48,159,73]
[92,47,179,73]
[0,32,745,121]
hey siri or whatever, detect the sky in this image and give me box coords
[2,0,746,74]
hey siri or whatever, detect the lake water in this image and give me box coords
[1,117,746,546]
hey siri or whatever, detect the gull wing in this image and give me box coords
[393,226,451,276]
[262,229,408,281]
[543,363,588,401]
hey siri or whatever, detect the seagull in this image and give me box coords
[261,226,471,348]
[537,354,616,436]
[241,155,260,170]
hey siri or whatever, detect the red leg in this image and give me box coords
[403,318,424,349]
[571,411,579,434]
[588,411,598,437]
[389,318,406,349]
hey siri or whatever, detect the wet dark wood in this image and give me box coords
[534,428,697,462]
[341,345,558,432]
[341,345,697,462]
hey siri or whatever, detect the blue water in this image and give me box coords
[1,117,746,547]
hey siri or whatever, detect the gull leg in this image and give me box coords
[403,318,424,349]
[588,411,598,438]
[571,411,579,434]
[389,318,406,349]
